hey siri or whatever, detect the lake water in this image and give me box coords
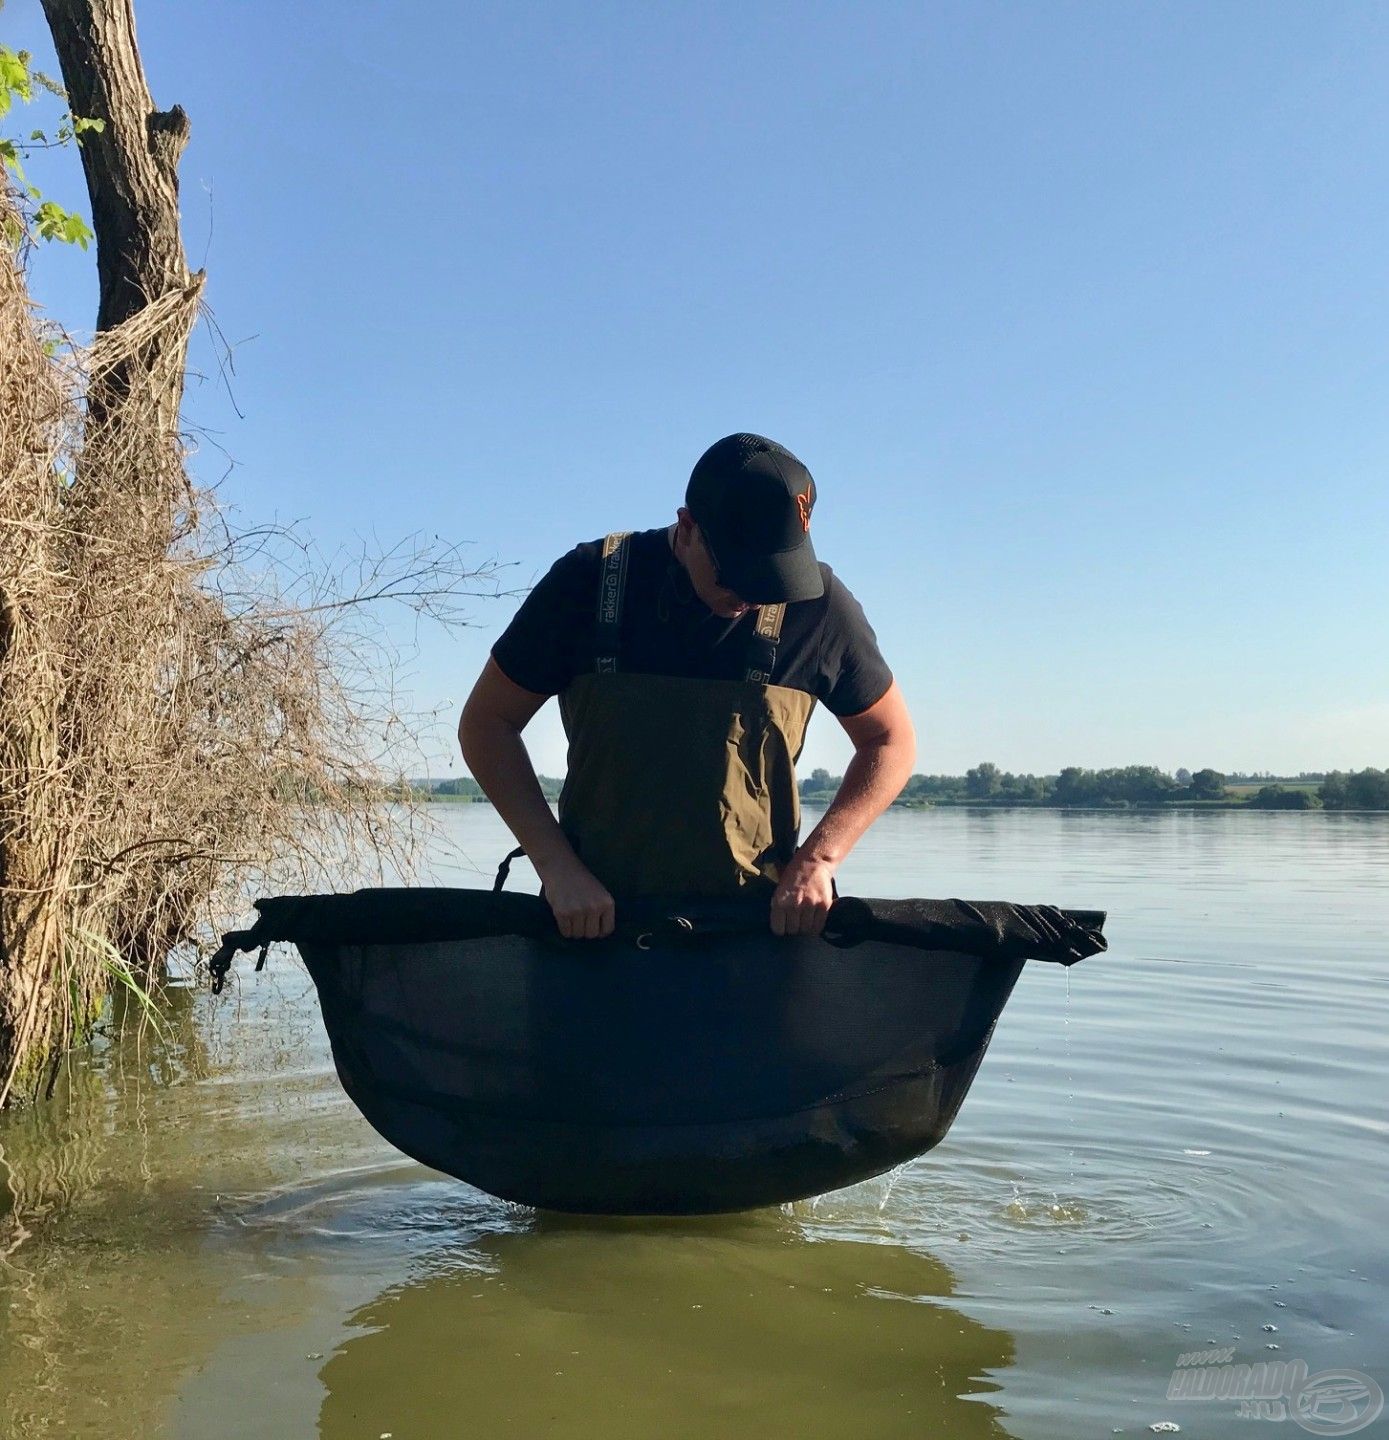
[1,807,1385,1438]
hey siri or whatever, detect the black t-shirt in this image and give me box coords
[492,527,892,717]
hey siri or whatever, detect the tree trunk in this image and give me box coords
[39,0,201,429]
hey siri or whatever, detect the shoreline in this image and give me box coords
[412,792,1385,814]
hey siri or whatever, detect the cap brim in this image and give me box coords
[718,536,824,604]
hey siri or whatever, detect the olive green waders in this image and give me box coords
[557,532,815,899]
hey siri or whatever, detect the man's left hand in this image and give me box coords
[770,853,837,937]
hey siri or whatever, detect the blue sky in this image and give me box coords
[9,0,1388,778]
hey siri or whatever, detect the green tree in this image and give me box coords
[901,773,961,803]
[1248,785,1321,810]
[964,762,1000,799]
[1346,768,1389,810]
[1053,767,1094,806]
[432,777,484,799]
[1110,765,1175,805]
[1191,768,1226,801]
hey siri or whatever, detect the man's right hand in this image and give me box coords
[537,855,616,940]
[459,660,616,940]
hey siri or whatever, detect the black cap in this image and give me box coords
[685,433,824,603]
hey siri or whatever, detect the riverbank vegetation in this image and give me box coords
[410,766,1387,811]
[416,776,564,803]
[796,764,1387,810]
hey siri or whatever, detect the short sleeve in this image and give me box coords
[817,573,893,717]
[490,543,596,696]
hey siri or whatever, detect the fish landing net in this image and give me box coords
[210,887,1106,1214]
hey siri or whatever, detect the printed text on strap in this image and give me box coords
[744,602,785,685]
[594,532,633,674]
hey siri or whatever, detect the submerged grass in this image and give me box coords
[67,928,166,1041]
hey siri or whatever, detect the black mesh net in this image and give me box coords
[211,889,1106,1214]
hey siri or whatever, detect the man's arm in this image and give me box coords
[458,658,616,939]
[770,679,916,936]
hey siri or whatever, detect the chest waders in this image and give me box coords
[556,532,816,899]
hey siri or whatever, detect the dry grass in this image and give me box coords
[0,201,495,1101]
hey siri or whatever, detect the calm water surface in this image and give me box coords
[1,807,1385,1438]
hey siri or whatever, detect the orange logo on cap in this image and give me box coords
[795,484,813,533]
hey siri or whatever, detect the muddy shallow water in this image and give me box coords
[2,807,1385,1438]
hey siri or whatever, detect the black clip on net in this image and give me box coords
[208,922,271,994]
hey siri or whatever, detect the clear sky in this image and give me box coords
[9,0,1388,779]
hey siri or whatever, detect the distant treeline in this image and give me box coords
[414,775,562,803]
[799,764,1389,811]
[409,766,1389,811]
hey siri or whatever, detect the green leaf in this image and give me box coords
[72,115,105,135]
[0,138,28,184]
[34,200,62,241]
[0,45,32,103]
[64,212,93,249]
[33,199,92,248]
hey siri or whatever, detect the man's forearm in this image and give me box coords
[457,712,576,872]
[798,736,915,867]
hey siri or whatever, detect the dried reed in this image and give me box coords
[0,202,494,1101]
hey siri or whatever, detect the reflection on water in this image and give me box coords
[317,1228,1010,1440]
[245,1178,1013,1440]
[1,808,1386,1439]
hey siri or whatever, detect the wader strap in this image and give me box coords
[744,603,785,685]
[594,532,633,673]
[493,846,527,892]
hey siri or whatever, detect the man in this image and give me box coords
[459,433,915,939]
